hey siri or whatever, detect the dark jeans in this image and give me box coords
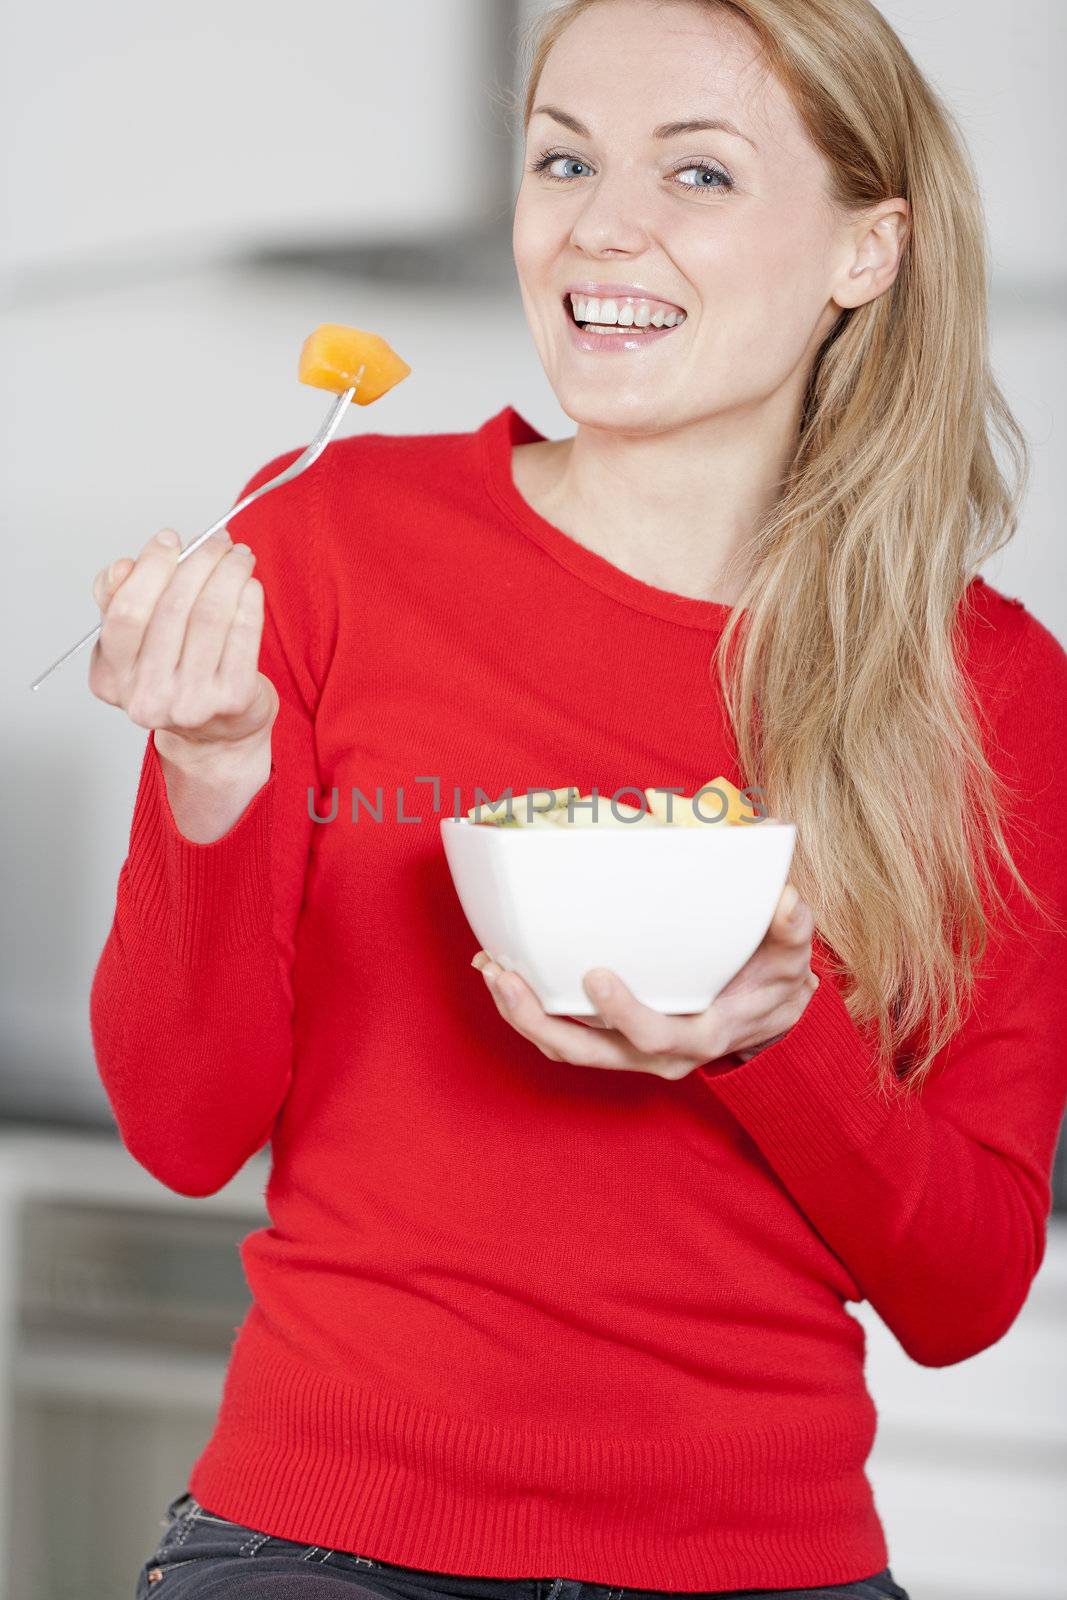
[135,1491,912,1599]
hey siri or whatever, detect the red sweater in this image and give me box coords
[90,404,1067,1590]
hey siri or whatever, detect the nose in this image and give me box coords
[567,165,652,259]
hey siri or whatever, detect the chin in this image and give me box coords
[550,389,678,436]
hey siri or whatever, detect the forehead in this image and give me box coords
[534,0,815,169]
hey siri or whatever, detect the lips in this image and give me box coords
[562,300,686,352]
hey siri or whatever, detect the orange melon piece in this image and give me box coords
[298,324,411,406]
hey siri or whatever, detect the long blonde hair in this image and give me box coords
[514,0,1061,1101]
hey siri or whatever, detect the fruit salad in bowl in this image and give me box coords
[440,779,796,1015]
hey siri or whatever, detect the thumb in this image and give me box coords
[775,882,800,932]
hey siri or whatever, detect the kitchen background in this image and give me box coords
[1,2,1063,1596]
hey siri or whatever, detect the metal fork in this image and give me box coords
[28,370,364,691]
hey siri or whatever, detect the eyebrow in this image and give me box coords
[530,104,758,152]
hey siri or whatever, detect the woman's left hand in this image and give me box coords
[471,882,819,1079]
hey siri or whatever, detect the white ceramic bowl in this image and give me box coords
[440,815,796,1015]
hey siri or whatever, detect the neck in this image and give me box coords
[530,390,801,604]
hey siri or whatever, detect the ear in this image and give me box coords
[832,198,910,310]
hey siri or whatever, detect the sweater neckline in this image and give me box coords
[478,405,736,632]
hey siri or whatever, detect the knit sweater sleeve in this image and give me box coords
[89,446,336,1198]
[696,606,1067,1367]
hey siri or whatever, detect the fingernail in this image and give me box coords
[106,561,121,585]
[587,972,612,1000]
[471,951,489,971]
[156,529,180,548]
[780,885,799,921]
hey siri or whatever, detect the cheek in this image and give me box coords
[512,202,571,340]
[689,210,834,384]
[512,191,560,272]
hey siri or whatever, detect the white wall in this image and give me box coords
[3,1,1063,1111]
[2,0,519,1121]
[2,9,1061,1086]
[1,0,504,288]
[873,0,1066,641]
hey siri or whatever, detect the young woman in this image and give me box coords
[89,1,1067,1596]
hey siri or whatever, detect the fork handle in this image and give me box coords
[28,384,357,691]
[27,505,252,691]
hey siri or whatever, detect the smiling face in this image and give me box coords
[513,0,854,434]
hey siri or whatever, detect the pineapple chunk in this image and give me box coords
[298,324,411,406]
[644,788,684,825]
[694,776,760,824]
[549,798,651,827]
[466,781,765,827]
[466,797,513,825]
[644,779,760,825]
[466,787,580,826]
[526,786,581,815]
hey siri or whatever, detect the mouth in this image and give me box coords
[562,291,687,334]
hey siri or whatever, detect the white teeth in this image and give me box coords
[570,293,685,329]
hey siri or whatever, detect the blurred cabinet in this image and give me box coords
[0,1126,1064,1600]
[0,1128,270,1600]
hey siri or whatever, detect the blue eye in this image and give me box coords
[529,152,594,183]
[527,148,734,196]
[674,163,733,192]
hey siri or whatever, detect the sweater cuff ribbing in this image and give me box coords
[120,732,276,965]
[696,970,898,1180]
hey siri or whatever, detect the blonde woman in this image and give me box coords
[90,2,1066,1596]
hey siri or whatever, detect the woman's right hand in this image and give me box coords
[88,526,279,760]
